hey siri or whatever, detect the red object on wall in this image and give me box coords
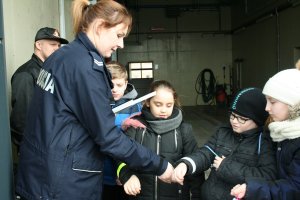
[216,85,227,106]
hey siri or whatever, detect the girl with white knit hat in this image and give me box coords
[231,67,300,200]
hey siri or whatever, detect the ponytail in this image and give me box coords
[72,0,89,35]
[71,0,132,36]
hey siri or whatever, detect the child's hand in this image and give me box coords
[213,155,225,170]
[172,162,187,185]
[231,183,246,199]
[123,175,141,196]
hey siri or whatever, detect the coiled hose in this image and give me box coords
[195,69,216,104]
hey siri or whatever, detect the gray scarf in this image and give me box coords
[146,109,183,134]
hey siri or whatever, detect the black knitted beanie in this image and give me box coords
[230,88,268,126]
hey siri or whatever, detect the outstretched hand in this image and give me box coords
[158,162,174,183]
[172,162,187,185]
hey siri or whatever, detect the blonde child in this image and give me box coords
[103,61,142,200]
[231,68,300,200]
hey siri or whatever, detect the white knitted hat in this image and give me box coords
[263,69,300,106]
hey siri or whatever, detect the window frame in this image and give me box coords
[128,61,154,80]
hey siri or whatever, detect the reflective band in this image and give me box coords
[72,168,102,173]
[181,157,196,173]
[117,163,127,178]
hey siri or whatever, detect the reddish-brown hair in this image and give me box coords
[72,0,132,35]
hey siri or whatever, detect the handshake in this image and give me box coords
[123,162,188,196]
[158,162,188,185]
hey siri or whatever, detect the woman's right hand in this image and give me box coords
[124,175,141,196]
[173,162,187,185]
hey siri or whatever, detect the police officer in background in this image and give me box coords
[10,27,68,150]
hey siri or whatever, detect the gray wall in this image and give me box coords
[118,7,232,106]
[118,1,300,105]
[231,1,300,89]
[3,0,62,103]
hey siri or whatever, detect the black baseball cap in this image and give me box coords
[35,27,68,44]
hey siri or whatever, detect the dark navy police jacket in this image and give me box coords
[16,32,167,200]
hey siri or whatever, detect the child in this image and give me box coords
[117,80,205,199]
[231,68,300,200]
[173,87,277,200]
[102,61,142,200]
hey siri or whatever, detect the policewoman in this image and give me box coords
[16,0,173,199]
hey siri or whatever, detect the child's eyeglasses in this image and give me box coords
[229,112,250,124]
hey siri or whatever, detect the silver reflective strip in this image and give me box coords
[181,157,196,173]
[157,135,161,154]
[94,59,103,66]
[72,168,102,173]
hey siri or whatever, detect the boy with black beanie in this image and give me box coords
[231,68,300,199]
[172,87,277,200]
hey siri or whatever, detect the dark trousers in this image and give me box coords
[102,184,129,200]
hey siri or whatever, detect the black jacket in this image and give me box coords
[119,107,205,200]
[181,124,277,200]
[10,54,43,145]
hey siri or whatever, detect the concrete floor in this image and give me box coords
[182,105,229,146]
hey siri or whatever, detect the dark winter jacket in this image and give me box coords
[244,119,300,200]
[180,124,277,200]
[10,54,43,146]
[119,107,205,200]
[103,83,142,185]
[16,32,168,200]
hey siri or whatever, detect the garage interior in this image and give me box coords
[1,0,300,198]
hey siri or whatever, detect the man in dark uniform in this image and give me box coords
[10,27,68,149]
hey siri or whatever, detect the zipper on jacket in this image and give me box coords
[277,142,282,171]
[141,128,146,145]
[64,124,74,156]
[155,135,161,200]
[174,129,178,150]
